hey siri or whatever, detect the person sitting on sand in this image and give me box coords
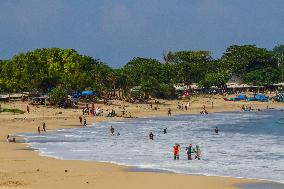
[173,144,180,160]
[7,135,16,143]
[149,132,154,140]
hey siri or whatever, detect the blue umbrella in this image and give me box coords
[81,90,93,96]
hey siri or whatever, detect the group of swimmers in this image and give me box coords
[173,143,201,160]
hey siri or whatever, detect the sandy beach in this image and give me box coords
[0,95,282,189]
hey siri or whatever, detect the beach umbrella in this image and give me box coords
[81,90,93,96]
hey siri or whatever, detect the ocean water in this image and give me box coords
[20,110,284,183]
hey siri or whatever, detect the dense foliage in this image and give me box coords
[48,87,68,106]
[0,45,283,99]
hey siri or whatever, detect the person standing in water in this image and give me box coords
[186,144,192,160]
[149,132,154,140]
[110,126,115,135]
[163,128,167,134]
[195,145,201,160]
[215,127,219,134]
[173,144,180,160]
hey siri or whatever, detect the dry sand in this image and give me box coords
[1,95,280,189]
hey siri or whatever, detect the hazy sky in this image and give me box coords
[1,0,284,67]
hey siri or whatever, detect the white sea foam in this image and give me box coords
[23,111,284,184]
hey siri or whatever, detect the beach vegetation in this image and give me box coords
[0,108,25,114]
[48,87,68,106]
[0,44,283,102]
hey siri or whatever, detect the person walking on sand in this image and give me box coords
[27,105,30,114]
[83,117,87,126]
[186,144,193,160]
[79,116,82,124]
[37,126,41,135]
[42,122,46,132]
[173,144,180,160]
[168,108,172,116]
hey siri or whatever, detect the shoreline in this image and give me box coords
[21,122,284,186]
[1,98,283,189]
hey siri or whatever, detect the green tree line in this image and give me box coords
[0,45,284,99]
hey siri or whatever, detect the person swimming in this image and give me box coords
[215,127,219,134]
[173,144,180,160]
[163,128,167,134]
[149,132,154,140]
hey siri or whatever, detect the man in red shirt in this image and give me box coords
[173,144,180,160]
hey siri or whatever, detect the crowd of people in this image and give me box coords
[7,102,220,164]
